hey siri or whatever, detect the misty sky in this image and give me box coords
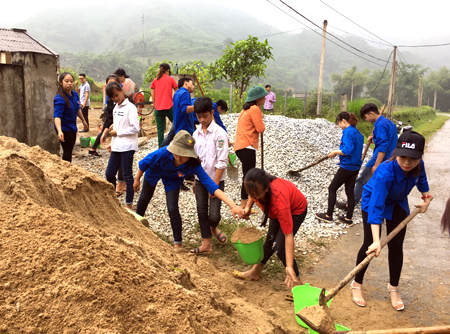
[1,0,449,47]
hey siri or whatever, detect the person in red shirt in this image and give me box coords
[231,168,308,288]
[151,63,178,147]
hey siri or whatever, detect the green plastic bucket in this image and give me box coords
[90,136,100,148]
[308,323,351,334]
[227,153,237,167]
[292,283,333,328]
[232,237,264,265]
[80,136,90,148]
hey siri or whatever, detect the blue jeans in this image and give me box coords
[195,180,224,239]
[105,150,135,205]
[354,166,373,205]
[136,178,183,244]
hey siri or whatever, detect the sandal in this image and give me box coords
[88,150,102,157]
[216,231,228,245]
[387,284,405,311]
[115,190,124,197]
[350,280,366,307]
[231,270,258,281]
[285,293,294,302]
[189,247,212,255]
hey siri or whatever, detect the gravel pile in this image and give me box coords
[73,114,372,249]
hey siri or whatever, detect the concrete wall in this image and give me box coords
[0,64,27,142]
[3,52,60,154]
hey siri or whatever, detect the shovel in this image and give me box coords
[334,325,450,334]
[297,205,427,334]
[288,155,329,175]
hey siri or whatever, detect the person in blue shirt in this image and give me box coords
[338,104,397,210]
[173,77,196,135]
[162,98,230,148]
[133,130,243,250]
[351,131,431,311]
[315,112,363,225]
[53,72,88,163]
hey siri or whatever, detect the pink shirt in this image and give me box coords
[193,121,228,182]
[264,91,276,110]
[151,74,178,110]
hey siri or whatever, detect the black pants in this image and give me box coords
[327,167,359,219]
[260,208,307,277]
[355,204,408,286]
[160,124,175,148]
[81,106,89,129]
[195,180,225,239]
[58,130,77,163]
[235,148,256,200]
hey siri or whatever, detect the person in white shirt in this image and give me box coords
[104,81,140,209]
[191,97,229,254]
[76,73,91,132]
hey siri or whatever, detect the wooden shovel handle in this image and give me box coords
[340,325,450,334]
[193,73,205,97]
[289,155,329,174]
[323,207,422,303]
[261,133,264,170]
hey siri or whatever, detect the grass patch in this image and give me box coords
[412,115,448,141]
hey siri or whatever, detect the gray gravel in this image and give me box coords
[73,114,372,249]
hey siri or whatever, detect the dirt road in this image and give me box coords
[299,118,450,331]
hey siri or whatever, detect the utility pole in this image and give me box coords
[433,90,437,110]
[331,94,334,112]
[142,14,145,67]
[284,90,287,114]
[351,82,354,101]
[304,90,307,113]
[418,75,422,117]
[317,20,327,116]
[386,46,397,120]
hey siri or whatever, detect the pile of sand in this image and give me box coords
[0,137,285,333]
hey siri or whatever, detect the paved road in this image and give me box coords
[303,119,450,331]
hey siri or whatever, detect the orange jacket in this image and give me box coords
[234,105,265,151]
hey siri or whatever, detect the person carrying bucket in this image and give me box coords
[234,86,267,209]
[133,130,243,250]
[351,131,431,310]
[231,168,308,289]
[315,112,363,225]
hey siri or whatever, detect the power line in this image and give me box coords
[328,25,392,47]
[318,0,394,47]
[276,0,391,64]
[368,49,394,98]
[397,42,450,48]
[266,0,388,67]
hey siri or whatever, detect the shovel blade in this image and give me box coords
[297,304,335,334]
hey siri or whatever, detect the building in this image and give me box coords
[0,28,60,154]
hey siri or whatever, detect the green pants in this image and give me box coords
[154,107,173,147]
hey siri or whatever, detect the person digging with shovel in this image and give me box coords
[315,112,363,225]
[351,131,431,310]
[231,168,308,293]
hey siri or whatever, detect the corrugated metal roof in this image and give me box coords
[0,28,57,55]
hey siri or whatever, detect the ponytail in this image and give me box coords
[243,100,257,111]
[336,111,358,125]
[244,168,277,227]
[156,67,166,80]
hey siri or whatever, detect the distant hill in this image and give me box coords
[15,1,446,90]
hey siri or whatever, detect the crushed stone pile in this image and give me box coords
[0,136,286,333]
[127,114,373,246]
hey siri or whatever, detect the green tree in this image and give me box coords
[179,60,214,97]
[142,59,176,87]
[331,66,369,99]
[209,36,274,99]
[425,66,450,112]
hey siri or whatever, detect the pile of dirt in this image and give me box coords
[0,137,286,333]
[231,227,263,244]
